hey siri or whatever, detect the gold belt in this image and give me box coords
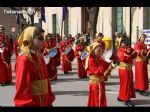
[119,62,132,70]
[90,75,104,83]
[31,79,48,96]
[136,56,146,61]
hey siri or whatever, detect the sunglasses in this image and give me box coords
[37,36,44,41]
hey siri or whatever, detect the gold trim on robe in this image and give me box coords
[90,75,104,83]
[31,79,48,96]
[136,55,146,61]
[119,62,132,70]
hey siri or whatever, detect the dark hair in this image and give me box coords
[98,33,104,37]
[33,27,45,38]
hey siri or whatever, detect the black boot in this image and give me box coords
[125,100,135,107]
[0,83,6,86]
[139,91,148,96]
[135,89,139,92]
[64,71,68,74]
[117,97,123,102]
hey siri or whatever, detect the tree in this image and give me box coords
[86,7,99,41]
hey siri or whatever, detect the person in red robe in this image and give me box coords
[68,34,74,46]
[14,38,21,59]
[43,33,58,80]
[75,36,87,78]
[14,27,55,106]
[117,39,136,107]
[0,25,12,86]
[59,36,73,74]
[134,34,149,96]
[85,42,113,107]
[94,32,106,52]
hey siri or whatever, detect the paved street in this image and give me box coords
[0,53,150,107]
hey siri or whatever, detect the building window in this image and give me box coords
[116,7,123,33]
[52,14,57,34]
[147,7,150,29]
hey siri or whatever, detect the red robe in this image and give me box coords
[44,39,58,80]
[117,47,136,101]
[86,55,110,107]
[13,39,20,59]
[14,51,55,106]
[75,44,87,78]
[60,40,72,72]
[0,34,12,84]
[134,42,149,91]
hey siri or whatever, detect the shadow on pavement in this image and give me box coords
[132,99,150,105]
[109,75,119,79]
[105,81,120,86]
[54,89,112,96]
[51,77,89,85]
[6,82,16,86]
[58,72,77,76]
[54,90,88,96]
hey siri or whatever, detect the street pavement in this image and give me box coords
[0,52,150,107]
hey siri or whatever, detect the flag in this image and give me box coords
[62,7,68,21]
[41,7,46,22]
[16,13,20,25]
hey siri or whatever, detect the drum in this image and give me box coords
[55,47,61,66]
[65,46,72,55]
[43,54,50,65]
[49,48,57,58]
[81,51,88,60]
[65,48,75,62]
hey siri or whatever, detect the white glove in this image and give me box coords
[105,58,112,63]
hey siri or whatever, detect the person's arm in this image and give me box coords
[14,56,36,106]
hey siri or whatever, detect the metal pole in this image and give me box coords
[129,7,132,46]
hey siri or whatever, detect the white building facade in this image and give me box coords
[39,7,150,44]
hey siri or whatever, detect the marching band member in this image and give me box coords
[117,39,137,107]
[75,36,87,78]
[14,27,55,106]
[0,25,13,86]
[85,42,113,107]
[60,36,74,74]
[134,34,150,96]
[43,33,58,80]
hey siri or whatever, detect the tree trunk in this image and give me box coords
[86,7,99,41]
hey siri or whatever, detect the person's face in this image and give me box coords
[94,46,103,57]
[41,32,45,36]
[33,36,44,50]
[97,37,103,42]
[140,35,146,42]
[47,36,50,40]
[80,38,84,43]
[121,42,126,48]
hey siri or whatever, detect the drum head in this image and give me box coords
[43,55,50,65]
[49,48,57,58]
[65,47,71,55]
[81,51,88,60]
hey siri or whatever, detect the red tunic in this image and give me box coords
[0,34,12,84]
[134,42,149,91]
[117,47,136,101]
[59,40,72,72]
[44,39,58,80]
[75,44,87,78]
[86,55,110,107]
[14,52,55,106]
